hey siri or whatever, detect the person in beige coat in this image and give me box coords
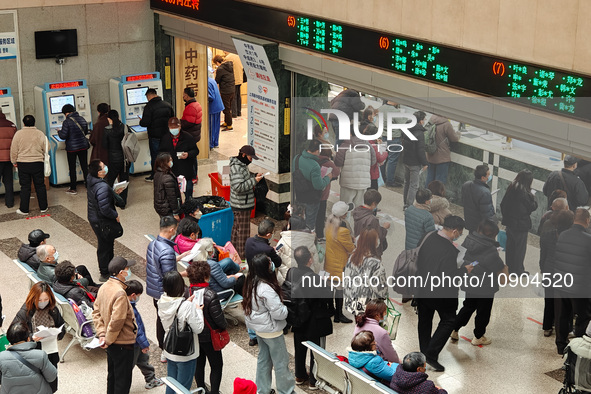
[425,115,461,187]
[223,51,244,117]
[427,180,452,225]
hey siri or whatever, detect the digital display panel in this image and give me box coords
[125,74,157,82]
[48,81,84,90]
[152,0,591,121]
[126,87,149,106]
[0,89,8,96]
[130,125,148,133]
[49,95,75,115]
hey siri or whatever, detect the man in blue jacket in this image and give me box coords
[58,104,89,195]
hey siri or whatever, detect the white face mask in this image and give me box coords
[194,211,202,219]
[38,300,49,310]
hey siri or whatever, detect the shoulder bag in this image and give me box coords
[203,315,230,351]
[70,117,91,150]
[163,303,195,356]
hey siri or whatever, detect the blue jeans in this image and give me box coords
[425,162,450,187]
[166,358,197,394]
[302,202,320,231]
[209,112,221,148]
[385,137,402,185]
[149,137,160,175]
[219,257,240,275]
[256,334,296,394]
[248,328,257,340]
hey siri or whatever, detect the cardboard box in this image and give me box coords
[217,160,230,175]
[221,166,230,186]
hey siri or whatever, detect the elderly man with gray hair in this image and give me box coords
[389,352,448,393]
[36,244,95,287]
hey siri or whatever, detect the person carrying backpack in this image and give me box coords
[424,115,460,187]
[103,110,130,207]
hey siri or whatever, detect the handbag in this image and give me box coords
[43,137,51,177]
[381,298,401,340]
[163,303,195,356]
[203,315,230,351]
[99,218,123,239]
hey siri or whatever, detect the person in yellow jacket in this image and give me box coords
[324,201,355,323]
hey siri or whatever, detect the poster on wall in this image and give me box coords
[232,38,279,173]
[0,33,17,60]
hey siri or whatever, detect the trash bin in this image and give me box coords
[194,196,233,245]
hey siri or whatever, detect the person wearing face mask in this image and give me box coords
[230,145,264,257]
[87,159,123,282]
[92,256,138,394]
[461,164,497,233]
[12,281,65,392]
[404,188,436,250]
[159,117,199,198]
[35,244,61,283]
[174,219,202,254]
[414,215,473,372]
[177,197,203,238]
[153,152,182,219]
[353,299,400,364]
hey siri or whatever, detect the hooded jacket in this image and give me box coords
[352,206,387,256]
[335,135,376,190]
[153,167,181,217]
[244,282,288,334]
[276,230,321,274]
[87,174,118,225]
[390,364,448,394]
[429,195,451,226]
[294,150,332,195]
[18,244,41,271]
[460,232,505,295]
[461,178,495,232]
[425,115,460,164]
[0,342,57,394]
[173,233,199,254]
[146,235,177,299]
[229,156,256,210]
[347,348,397,382]
[500,186,538,232]
[58,111,89,152]
[404,203,436,250]
[158,295,204,362]
[0,113,16,162]
[139,96,175,139]
[215,61,235,95]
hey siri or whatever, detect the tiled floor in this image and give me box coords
[0,115,566,393]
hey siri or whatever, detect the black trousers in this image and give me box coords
[294,330,321,385]
[17,162,47,213]
[106,161,129,206]
[153,298,165,349]
[232,84,242,117]
[221,93,235,126]
[315,200,328,239]
[48,351,59,392]
[0,161,13,207]
[91,222,115,276]
[505,227,528,274]
[417,298,457,361]
[555,291,591,353]
[454,295,494,339]
[66,149,88,190]
[543,287,555,331]
[195,341,224,394]
[106,344,135,394]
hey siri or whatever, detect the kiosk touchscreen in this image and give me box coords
[0,88,20,195]
[109,72,161,174]
[34,80,92,185]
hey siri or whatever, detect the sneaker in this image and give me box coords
[160,354,167,363]
[192,177,198,184]
[65,189,77,195]
[221,122,227,127]
[471,336,492,346]
[16,209,28,215]
[222,125,233,131]
[145,176,154,182]
[426,358,445,372]
[295,377,308,385]
[249,338,258,346]
[544,329,553,337]
[308,383,319,391]
[450,330,459,341]
[99,274,110,283]
[145,378,164,389]
[40,208,49,213]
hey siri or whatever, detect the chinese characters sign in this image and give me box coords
[0,33,17,60]
[184,46,199,91]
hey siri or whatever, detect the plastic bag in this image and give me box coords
[194,196,229,214]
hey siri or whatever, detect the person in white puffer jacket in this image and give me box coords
[242,254,295,394]
[276,216,321,284]
[335,134,376,208]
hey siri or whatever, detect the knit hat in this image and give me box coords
[233,378,256,394]
[332,201,354,217]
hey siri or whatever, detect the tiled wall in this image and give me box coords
[0,0,155,125]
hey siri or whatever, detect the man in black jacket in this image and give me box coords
[244,219,282,268]
[415,215,471,372]
[214,55,235,131]
[543,155,589,212]
[402,111,428,208]
[553,208,591,354]
[461,164,496,232]
[18,229,50,271]
[140,89,174,181]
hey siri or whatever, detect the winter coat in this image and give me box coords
[158,295,204,362]
[215,61,235,95]
[245,282,288,334]
[146,235,177,299]
[229,156,256,210]
[0,113,16,162]
[566,334,591,367]
[245,235,282,268]
[294,149,332,193]
[12,304,66,345]
[139,96,175,139]
[425,115,460,164]
[402,123,428,167]
[92,278,137,346]
[276,230,321,274]
[207,77,225,114]
[196,286,227,343]
[460,232,505,296]
[58,111,89,152]
[461,179,495,232]
[500,186,538,232]
[539,216,572,274]
[0,342,57,394]
[347,348,397,382]
[87,174,118,225]
[10,127,45,164]
[543,169,589,211]
[207,258,237,293]
[224,53,244,85]
[102,122,125,166]
[18,244,41,271]
[153,167,181,217]
[324,220,355,278]
[404,203,436,250]
[353,318,399,363]
[37,262,57,284]
[329,89,364,120]
[553,224,591,297]
[335,135,376,190]
[429,195,451,226]
[343,256,388,315]
[173,234,198,254]
[370,141,388,180]
[315,154,340,201]
[159,131,199,181]
[352,206,387,256]
[52,280,93,307]
[390,364,448,394]
[131,302,149,350]
[90,113,109,164]
[181,99,203,144]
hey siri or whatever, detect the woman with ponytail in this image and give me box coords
[353,299,399,363]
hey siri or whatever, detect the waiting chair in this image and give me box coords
[218,289,243,326]
[371,381,400,394]
[161,377,205,394]
[338,362,391,394]
[303,341,348,394]
[13,259,35,277]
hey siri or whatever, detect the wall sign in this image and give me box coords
[152,0,591,122]
[0,33,17,60]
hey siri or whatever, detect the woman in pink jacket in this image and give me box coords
[353,299,400,363]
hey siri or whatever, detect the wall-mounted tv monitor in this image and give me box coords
[35,29,78,59]
[126,87,149,106]
[49,95,75,115]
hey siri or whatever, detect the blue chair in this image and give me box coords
[218,289,243,326]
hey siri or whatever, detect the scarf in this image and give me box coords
[32,308,54,331]
[190,282,209,289]
[237,154,252,165]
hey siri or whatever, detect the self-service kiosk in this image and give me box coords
[0,88,20,195]
[34,80,92,185]
[109,72,162,174]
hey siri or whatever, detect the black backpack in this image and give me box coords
[281,268,311,328]
[292,155,321,204]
